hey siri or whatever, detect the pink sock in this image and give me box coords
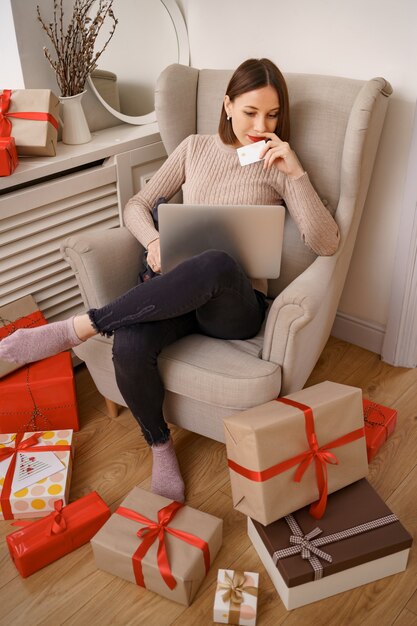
[151,438,185,503]
[0,317,83,364]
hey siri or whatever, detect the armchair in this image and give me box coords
[61,64,392,442]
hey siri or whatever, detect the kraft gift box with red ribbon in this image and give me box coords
[247,479,412,610]
[0,89,59,156]
[363,399,397,461]
[214,569,259,625]
[91,486,223,605]
[0,352,79,433]
[0,295,47,379]
[6,491,110,577]
[0,430,73,520]
[223,381,369,526]
[0,136,18,176]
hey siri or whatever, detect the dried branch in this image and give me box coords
[37,0,118,97]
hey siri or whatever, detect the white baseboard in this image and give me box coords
[331,311,385,355]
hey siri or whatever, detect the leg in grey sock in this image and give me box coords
[0,317,83,364]
[151,438,185,503]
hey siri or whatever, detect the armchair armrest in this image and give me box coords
[263,254,339,394]
[61,227,142,310]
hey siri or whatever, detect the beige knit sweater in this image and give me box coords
[123,134,340,294]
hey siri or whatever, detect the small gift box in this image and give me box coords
[6,491,110,577]
[214,569,259,625]
[0,295,47,378]
[0,430,73,520]
[224,381,368,525]
[363,399,397,461]
[0,136,18,176]
[247,479,412,610]
[91,486,223,605]
[0,352,79,433]
[0,89,59,156]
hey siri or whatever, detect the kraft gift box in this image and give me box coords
[0,136,18,176]
[214,569,259,625]
[91,486,223,605]
[0,430,73,520]
[224,381,368,525]
[0,295,47,379]
[0,89,59,156]
[247,479,412,610]
[0,352,79,433]
[6,491,110,577]
[363,399,397,461]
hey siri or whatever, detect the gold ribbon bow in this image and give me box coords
[217,570,258,604]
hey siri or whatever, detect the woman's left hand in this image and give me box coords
[256,132,305,179]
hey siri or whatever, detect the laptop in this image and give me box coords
[158,203,285,279]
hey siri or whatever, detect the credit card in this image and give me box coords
[236,140,266,166]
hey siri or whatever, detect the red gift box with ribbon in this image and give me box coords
[91,486,223,605]
[0,136,18,176]
[224,381,369,526]
[363,399,397,461]
[0,430,73,520]
[0,89,59,156]
[6,491,111,577]
[0,352,79,433]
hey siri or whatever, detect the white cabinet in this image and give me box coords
[0,124,166,321]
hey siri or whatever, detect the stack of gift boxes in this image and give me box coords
[0,88,59,176]
[0,294,410,623]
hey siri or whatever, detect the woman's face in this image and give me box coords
[224,84,280,147]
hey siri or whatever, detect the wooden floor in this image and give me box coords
[1,336,416,626]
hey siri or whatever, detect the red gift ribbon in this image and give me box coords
[0,432,71,520]
[0,89,58,137]
[0,137,18,174]
[116,500,211,590]
[227,397,365,519]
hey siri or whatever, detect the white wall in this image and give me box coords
[0,0,24,88]
[181,0,417,335]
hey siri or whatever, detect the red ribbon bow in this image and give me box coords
[228,397,365,519]
[47,499,67,535]
[116,500,211,590]
[0,432,71,520]
[0,89,58,137]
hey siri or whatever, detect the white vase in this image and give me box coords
[59,90,91,145]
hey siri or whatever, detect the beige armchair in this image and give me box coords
[61,64,392,442]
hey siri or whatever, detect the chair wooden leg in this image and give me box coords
[104,397,119,418]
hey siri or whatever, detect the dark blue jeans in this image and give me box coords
[88,250,267,445]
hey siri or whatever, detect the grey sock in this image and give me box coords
[0,317,83,364]
[151,438,185,503]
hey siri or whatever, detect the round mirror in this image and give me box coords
[88,0,189,125]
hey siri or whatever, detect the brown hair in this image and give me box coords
[218,58,290,145]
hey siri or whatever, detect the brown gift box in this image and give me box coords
[91,486,223,605]
[0,89,59,156]
[223,381,368,525]
[248,479,412,609]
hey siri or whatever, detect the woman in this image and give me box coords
[0,59,339,503]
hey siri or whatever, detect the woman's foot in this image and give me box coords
[151,438,185,503]
[0,314,95,364]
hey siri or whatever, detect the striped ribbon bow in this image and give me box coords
[273,512,398,581]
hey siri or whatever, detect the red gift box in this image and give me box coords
[0,352,79,432]
[0,136,18,176]
[6,492,111,577]
[363,399,397,461]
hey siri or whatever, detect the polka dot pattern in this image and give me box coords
[0,429,73,519]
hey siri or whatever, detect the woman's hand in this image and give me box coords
[147,238,161,273]
[255,132,305,179]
